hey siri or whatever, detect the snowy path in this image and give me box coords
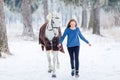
[0,34,120,80]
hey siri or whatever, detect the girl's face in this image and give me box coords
[70,21,76,27]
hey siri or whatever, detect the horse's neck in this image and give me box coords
[47,21,52,30]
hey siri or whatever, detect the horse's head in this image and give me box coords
[47,12,61,29]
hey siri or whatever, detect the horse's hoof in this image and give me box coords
[48,69,52,73]
[52,74,56,78]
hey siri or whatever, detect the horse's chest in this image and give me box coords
[45,29,59,41]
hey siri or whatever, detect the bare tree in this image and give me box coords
[81,0,89,29]
[88,0,101,35]
[92,0,101,35]
[22,0,34,37]
[60,0,81,26]
[42,0,48,22]
[88,6,94,29]
[0,0,10,56]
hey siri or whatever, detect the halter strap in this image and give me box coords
[46,19,60,36]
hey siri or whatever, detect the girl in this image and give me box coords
[58,19,91,78]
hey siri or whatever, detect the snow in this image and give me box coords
[0,23,120,80]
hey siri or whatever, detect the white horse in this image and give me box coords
[39,12,64,78]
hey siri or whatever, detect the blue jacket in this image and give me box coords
[59,27,89,47]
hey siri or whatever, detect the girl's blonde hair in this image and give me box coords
[67,19,77,28]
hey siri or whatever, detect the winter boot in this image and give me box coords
[75,70,80,78]
[71,69,75,76]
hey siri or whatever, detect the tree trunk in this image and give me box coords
[42,0,48,22]
[93,0,101,35]
[81,9,87,29]
[69,4,73,19]
[81,0,88,29]
[114,12,120,26]
[105,0,108,5]
[88,8,94,29]
[22,0,34,37]
[0,0,10,55]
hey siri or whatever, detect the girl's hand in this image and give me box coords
[88,43,91,46]
[57,44,62,47]
[58,44,62,50]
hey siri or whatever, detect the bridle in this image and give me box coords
[47,18,60,36]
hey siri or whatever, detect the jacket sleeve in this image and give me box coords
[78,28,89,44]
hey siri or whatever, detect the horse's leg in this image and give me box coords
[52,51,58,77]
[46,51,52,73]
[56,51,60,69]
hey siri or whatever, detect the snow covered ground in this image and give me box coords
[0,23,120,80]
